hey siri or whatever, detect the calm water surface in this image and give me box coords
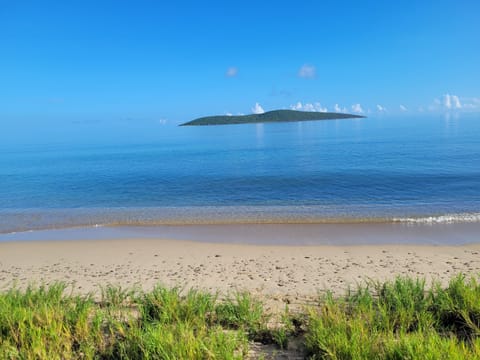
[1,115,479,234]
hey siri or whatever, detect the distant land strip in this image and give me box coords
[179,109,365,126]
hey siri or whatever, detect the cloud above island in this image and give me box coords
[351,103,364,114]
[290,101,327,112]
[251,102,265,114]
[334,104,348,113]
[238,93,480,119]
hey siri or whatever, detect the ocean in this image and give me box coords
[1,114,480,238]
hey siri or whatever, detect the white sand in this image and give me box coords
[1,238,479,311]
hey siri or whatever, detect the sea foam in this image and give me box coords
[393,213,480,224]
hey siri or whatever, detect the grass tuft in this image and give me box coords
[1,275,479,359]
[305,275,480,359]
[214,292,267,340]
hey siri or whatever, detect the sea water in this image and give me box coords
[1,114,479,235]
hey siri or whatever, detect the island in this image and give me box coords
[179,109,365,126]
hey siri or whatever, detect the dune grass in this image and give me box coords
[305,275,480,359]
[0,284,253,359]
[0,275,479,359]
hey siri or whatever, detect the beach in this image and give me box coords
[3,3,480,356]
[2,235,479,311]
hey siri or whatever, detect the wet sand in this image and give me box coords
[2,221,480,245]
[1,237,479,311]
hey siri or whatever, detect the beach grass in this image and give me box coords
[305,275,480,359]
[0,275,479,359]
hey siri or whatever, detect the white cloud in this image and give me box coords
[290,102,302,111]
[225,67,238,77]
[225,112,233,116]
[334,104,348,113]
[290,101,327,112]
[376,104,386,112]
[441,94,461,109]
[451,95,462,109]
[315,102,328,112]
[462,97,480,109]
[441,94,462,109]
[444,94,452,109]
[225,66,238,77]
[303,103,317,112]
[431,94,463,111]
[351,103,364,114]
[399,105,408,112]
[298,64,316,79]
[251,102,265,114]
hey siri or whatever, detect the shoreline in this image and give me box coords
[2,206,480,236]
[1,237,479,311]
[1,221,480,245]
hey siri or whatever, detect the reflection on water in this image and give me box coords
[255,123,264,147]
[444,112,460,136]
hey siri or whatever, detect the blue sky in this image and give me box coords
[1,0,479,124]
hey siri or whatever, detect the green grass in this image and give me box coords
[0,275,479,359]
[305,275,480,359]
[0,284,249,359]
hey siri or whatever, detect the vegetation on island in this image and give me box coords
[180,109,365,126]
[1,275,480,359]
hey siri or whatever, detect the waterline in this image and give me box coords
[2,206,480,234]
[1,221,480,246]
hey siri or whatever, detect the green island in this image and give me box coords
[1,275,480,359]
[180,109,365,126]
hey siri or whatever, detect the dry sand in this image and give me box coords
[1,238,479,311]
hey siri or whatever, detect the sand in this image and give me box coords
[1,238,480,311]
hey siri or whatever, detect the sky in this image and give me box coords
[1,0,480,125]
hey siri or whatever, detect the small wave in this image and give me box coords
[393,213,480,224]
[2,207,480,235]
